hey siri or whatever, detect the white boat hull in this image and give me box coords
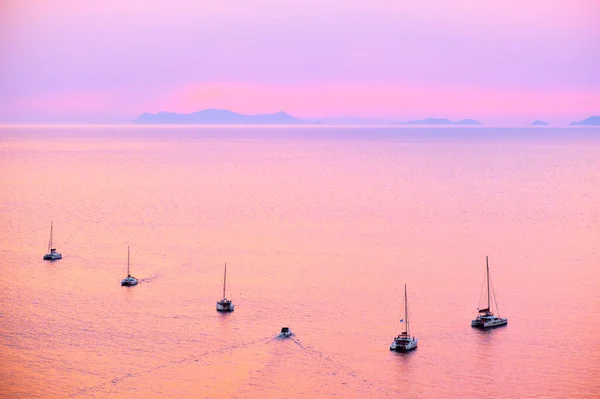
[43,252,62,261]
[471,316,507,329]
[121,277,138,286]
[216,301,234,312]
[390,337,418,352]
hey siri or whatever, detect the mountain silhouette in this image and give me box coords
[134,109,299,124]
[569,115,600,126]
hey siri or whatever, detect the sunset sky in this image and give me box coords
[1,0,598,124]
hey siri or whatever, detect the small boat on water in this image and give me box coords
[120,246,138,286]
[216,262,234,312]
[390,284,418,352]
[43,221,62,261]
[471,256,507,329]
[279,327,292,338]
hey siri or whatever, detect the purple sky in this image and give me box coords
[1,0,599,124]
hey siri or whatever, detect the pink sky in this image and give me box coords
[1,0,599,124]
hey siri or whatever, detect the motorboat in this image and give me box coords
[279,327,292,338]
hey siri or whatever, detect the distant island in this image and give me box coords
[134,109,300,124]
[396,118,483,125]
[133,110,489,125]
[569,115,600,126]
[530,120,549,126]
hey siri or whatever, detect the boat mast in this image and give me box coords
[48,221,53,252]
[486,256,490,312]
[127,246,130,276]
[405,284,409,336]
[223,262,227,299]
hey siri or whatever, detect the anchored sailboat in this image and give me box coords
[120,246,138,286]
[216,263,234,312]
[43,221,62,261]
[471,256,507,328]
[390,284,418,352]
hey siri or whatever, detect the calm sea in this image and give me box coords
[1,126,599,398]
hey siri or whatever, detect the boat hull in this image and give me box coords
[390,345,417,352]
[121,278,138,286]
[471,319,508,329]
[390,338,418,352]
[216,301,234,312]
[43,254,62,261]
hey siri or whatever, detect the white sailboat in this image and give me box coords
[390,284,418,352]
[216,263,234,312]
[471,256,507,329]
[120,246,138,286]
[43,221,62,260]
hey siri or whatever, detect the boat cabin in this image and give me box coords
[280,327,292,337]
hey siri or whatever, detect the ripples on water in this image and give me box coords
[0,126,599,398]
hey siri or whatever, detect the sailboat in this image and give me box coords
[390,284,418,352]
[471,256,507,328]
[120,246,138,286]
[216,262,234,312]
[43,221,62,260]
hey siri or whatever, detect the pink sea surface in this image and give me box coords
[1,126,599,398]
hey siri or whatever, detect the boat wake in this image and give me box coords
[274,332,294,339]
[138,272,162,284]
[69,335,269,398]
[289,336,306,349]
[262,333,296,344]
[263,334,369,390]
[70,330,375,398]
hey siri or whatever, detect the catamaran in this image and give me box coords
[390,284,418,352]
[43,221,62,261]
[471,256,507,329]
[216,263,234,312]
[120,246,138,286]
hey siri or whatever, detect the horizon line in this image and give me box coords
[1,123,598,129]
